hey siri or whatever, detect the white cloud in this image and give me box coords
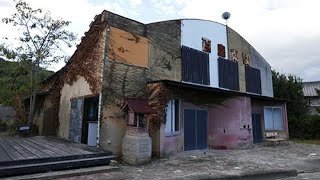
[0,0,319,81]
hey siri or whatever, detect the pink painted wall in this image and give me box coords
[159,124,183,155]
[208,97,253,149]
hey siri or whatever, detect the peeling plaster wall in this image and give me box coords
[251,100,288,139]
[100,103,127,156]
[58,76,92,139]
[227,28,250,93]
[147,20,182,81]
[250,47,274,97]
[181,20,228,88]
[159,124,183,156]
[101,60,148,155]
[109,27,149,67]
[208,97,253,149]
[227,27,273,97]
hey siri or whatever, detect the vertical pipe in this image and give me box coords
[96,92,102,147]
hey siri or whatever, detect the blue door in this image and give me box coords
[184,109,208,151]
[252,113,263,143]
[196,110,208,149]
[184,109,196,150]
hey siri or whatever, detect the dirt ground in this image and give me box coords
[58,142,320,180]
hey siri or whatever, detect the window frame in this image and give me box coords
[264,106,284,130]
[165,99,181,136]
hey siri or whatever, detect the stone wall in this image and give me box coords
[105,11,146,37]
[122,131,152,164]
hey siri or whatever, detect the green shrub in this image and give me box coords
[289,115,320,139]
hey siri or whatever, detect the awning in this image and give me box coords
[147,80,287,102]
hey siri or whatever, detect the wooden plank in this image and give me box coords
[46,136,107,154]
[0,138,25,161]
[12,138,52,158]
[26,138,72,156]
[6,138,38,159]
[32,136,92,155]
[0,139,12,162]
[30,137,80,156]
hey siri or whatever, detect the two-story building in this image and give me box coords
[35,10,288,158]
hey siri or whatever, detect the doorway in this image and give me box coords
[184,109,208,151]
[69,95,99,145]
[252,113,263,143]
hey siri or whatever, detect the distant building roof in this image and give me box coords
[303,81,320,97]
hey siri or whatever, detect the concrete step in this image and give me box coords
[3,165,119,180]
[0,152,111,167]
[0,155,115,178]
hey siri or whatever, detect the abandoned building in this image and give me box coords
[32,10,289,162]
[303,81,320,115]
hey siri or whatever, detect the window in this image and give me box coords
[264,107,283,130]
[165,99,180,135]
[181,46,210,85]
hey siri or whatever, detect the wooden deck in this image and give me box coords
[0,136,114,177]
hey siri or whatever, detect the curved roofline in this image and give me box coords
[147,18,226,27]
[227,26,272,68]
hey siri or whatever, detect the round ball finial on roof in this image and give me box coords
[222,12,231,20]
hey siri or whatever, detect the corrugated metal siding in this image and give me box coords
[182,46,210,85]
[245,66,262,94]
[218,58,239,91]
[302,81,320,97]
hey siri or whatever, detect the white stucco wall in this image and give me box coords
[181,20,228,88]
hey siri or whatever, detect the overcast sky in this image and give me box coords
[0,0,319,81]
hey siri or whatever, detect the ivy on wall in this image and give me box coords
[42,13,107,135]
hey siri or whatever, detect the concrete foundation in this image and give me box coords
[122,130,151,164]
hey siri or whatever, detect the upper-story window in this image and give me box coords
[218,57,239,91]
[245,66,262,94]
[181,46,210,85]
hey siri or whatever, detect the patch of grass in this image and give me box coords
[292,139,320,145]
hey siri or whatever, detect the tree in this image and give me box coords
[272,70,309,138]
[0,0,76,125]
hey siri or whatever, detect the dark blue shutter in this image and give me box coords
[245,66,261,94]
[218,58,239,91]
[182,46,209,85]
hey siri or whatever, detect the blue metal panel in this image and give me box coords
[245,66,262,94]
[196,110,208,149]
[252,113,263,143]
[184,109,196,150]
[250,47,273,97]
[218,58,239,91]
[182,46,210,85]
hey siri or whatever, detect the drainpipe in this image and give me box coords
[96,92,102,148]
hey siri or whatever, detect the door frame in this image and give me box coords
[252,113,263,143]
[183,108,208,150]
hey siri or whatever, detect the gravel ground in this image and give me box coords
[57,142,320,180]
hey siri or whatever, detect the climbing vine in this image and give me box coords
[42,13,107,135]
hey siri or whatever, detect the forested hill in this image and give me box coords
[0,58,54,105]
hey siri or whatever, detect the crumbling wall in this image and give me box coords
[147,21,181,81]
[42,11,107,137]
[100,61,149,155]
